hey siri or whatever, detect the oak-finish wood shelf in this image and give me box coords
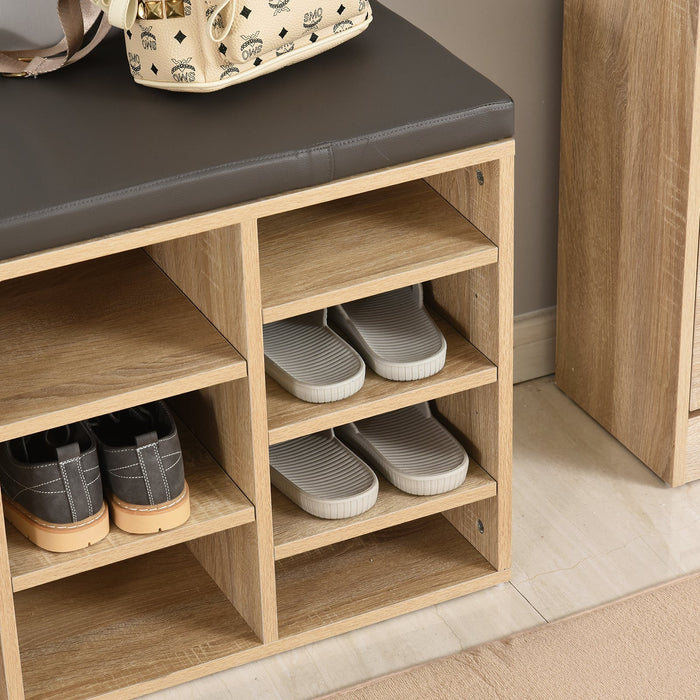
[259,180,499,323]
[556,0,700,486]
[0,141,513,699]
[0,250,246,443]
[272,463,496,560]
[15,546,261,700]
[7,423,254,593]
[267,317,497,445]
[275,515,505,640]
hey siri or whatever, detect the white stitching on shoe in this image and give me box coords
[106,451,180,474]
[6,446,98,469]
[78,454,93,514]
[136,443,156,505]
[112,486,187,512]
[154,444,171,501]
[4,500,106,530]
[58,462,77,522]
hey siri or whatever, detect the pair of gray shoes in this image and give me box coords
[264,285,448,403]
[269,402,469,519]
[0,401,190,553]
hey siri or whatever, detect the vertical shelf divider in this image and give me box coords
[426,157,514,570]
[0,504,23,700]
[146,222,278,643]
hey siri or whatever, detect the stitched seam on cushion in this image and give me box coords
[1,104,511,227]
[1,145,331,225]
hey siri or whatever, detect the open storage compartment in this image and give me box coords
[0,142,513,699]
[14,545,262,700]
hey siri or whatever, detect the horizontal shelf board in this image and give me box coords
[8,423,254,592]
[15,545,261,700]
[276,514,500,640]
[273,463,497,560]
[259,179,498,323]
[0,250,246,443]
[267,318,497,444]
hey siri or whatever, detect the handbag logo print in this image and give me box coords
[140,26,157,50]
[171,57,196,81]
[333,20,353,33]
[220,60,240,79]
[128,52,142,77]
[240,31,264,60]
[303,8,323,31]
[269,0,291,16]
[276,42,295,56]
[205,3,225,31]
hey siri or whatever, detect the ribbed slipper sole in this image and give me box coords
[264,310,366,403]
[269,430,379,519]
[329,285,446,382]
[336,403,469,496]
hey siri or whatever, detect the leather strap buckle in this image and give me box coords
[1,57,32,78]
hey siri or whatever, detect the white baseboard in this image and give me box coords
[513,306,556,384]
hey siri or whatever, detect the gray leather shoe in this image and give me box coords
[0,423,109,552]
[85,402,190,534]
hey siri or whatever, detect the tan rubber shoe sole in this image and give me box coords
[108,481,190,534]
[2,496,110,553]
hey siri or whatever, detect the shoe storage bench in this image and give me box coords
[0,5,513,697]
[0,140,513,699]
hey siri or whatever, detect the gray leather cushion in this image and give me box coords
[0,3,513,261]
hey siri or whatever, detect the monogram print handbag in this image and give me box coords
[92,0,373,91]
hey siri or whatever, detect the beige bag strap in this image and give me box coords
[0,0,111,77]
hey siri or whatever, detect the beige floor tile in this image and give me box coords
[511,377,700,619]
[148,376,700,699]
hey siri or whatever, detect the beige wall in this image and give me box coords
[382,0,563,315]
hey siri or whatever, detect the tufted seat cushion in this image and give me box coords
[0,3,513,262]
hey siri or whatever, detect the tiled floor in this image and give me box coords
[150,377,700,699]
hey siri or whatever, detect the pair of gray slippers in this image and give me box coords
[270,402,469,519]
[263,285,447,403]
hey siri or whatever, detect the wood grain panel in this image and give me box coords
[0,503,23,700]
[0,142,514,285]
[258,180,498,323]
[272,464,496,560]
[14,546,260,700]
[267,317,497,445]
[684,410,700,482]
[275,515,502,640]
[148,223,278,643]
[7,423,254,593]
[429,159,514,570]
[556,0,700,486]
[0,250,245,443]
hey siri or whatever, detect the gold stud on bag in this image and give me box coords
[94,0,373,92]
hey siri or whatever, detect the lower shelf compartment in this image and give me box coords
[275,514,505,640]
[15,545,261,700]
[272,463,497,560]
[6,422,255,592]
